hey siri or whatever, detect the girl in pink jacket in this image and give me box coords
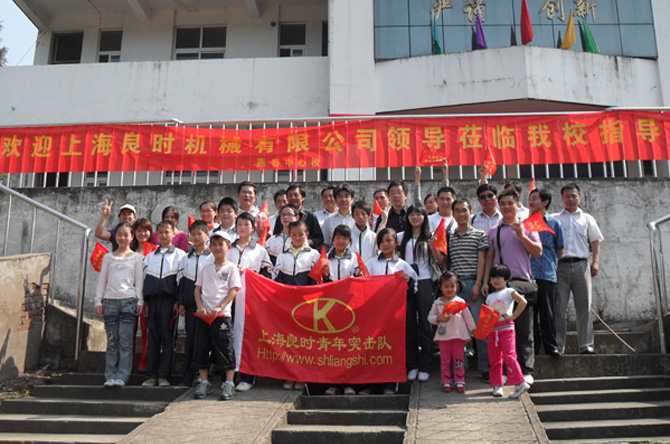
[428,271,476,393]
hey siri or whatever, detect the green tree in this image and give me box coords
[0,21,8,66]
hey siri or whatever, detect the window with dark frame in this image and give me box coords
[98,30,123,63]
[174,26,226,60]
[279,23,306,57]
[50,32,84,64]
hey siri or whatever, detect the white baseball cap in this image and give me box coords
[210,230,233,243]
[118,204,137,215]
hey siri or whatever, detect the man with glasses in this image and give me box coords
[471,184,502,233]
[272,184,324,250]
[385,181,409,233]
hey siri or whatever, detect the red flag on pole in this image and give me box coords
[474,304,502,340]
[188,216,197,229]
[259,224,270,247]
[523,211,555,234]
[372,200,382,216]
[308,246,328,284]
[433,218,448,256]
[356,252,370,277]
[90,242,109,272]
[441,300,470,317]
[484,148,497,175]
[521,0,534,44]
[529,177,536,195]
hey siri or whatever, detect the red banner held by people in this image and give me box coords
[2,111,669,174]
[523,212,556,235]
[238,271,407,384]
[90,242,109,272]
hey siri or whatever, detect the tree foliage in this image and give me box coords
[0,21,8,66]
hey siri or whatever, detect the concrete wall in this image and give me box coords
[0,253,50,382]
[0,179,666,329]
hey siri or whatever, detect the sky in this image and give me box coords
[0,0,37,66]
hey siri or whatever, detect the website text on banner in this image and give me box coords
[1,111,668,174]
[239,271,407,384]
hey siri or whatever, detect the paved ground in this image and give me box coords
[120,368,548,444]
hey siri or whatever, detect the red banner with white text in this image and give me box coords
[1,110,669,173]
[239,271,407,384]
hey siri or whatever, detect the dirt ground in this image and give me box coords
[0,370,54,400]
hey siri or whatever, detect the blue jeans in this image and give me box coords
[103,298,138,383]
[458,279,490,374]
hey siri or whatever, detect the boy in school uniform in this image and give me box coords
[177,220,214,386]
[213,197,238,240]
[192,231,242,400]
[350,201,381,263]
[142,220,187,387]
[274,220,321,286]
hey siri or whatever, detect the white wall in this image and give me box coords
[0,57,329,125]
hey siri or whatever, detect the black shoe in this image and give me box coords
[580,349,596,355]
[548,349,562,357]
[481,372,490,383]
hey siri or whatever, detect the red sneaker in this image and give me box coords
[442,383,451,392]
[456,383,465,392]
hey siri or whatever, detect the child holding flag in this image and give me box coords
[273,220,321,390]
[485,264,530,399]
[350,201,383,263]
[428,271,476,393]
[192,231,242,400]
[94,222,144,387]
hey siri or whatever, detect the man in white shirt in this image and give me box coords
[552,183,603,354]
[315,186,337,227]
[471,183,503,233]
[428,186,458,235]
[322,183,356,248]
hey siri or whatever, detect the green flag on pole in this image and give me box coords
[582,20,598,53]
[432,12,442,55]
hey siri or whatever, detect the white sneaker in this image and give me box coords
[236,381,253,392]
[509,382,530,399]
[407,369,419,381]
[193,380,212,399]
[492,386,503,397]
[104,380,115,388]
[503,375,508,385]
[418,372,430,382]
[524,374,534,385]
[142,378,157,387]
[158,378,170,387]
[343,387,356,395]
[282,380,294,390]
[113,379,125,387]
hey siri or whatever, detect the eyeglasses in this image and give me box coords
[478,193,495,200]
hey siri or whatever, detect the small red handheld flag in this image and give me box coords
[308,246,328,284]
[523,212,555,235]
[143,242,158,257]
[372,200,382,216]
[529,177,536,195]
[90,242,109,272]
[474,304,502,340]
[194,311,216,325]
[188,216,197,229]
[356,252,370,277]
[260,201,270,217]
[433,218,448,256]
[258,224,270,247]
[441,300,470,317]
[484,148,497,176]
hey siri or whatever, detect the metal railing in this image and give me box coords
[0,183,91,360]
[648,214,670,354]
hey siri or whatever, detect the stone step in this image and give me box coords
[533,354,670,379]
[0,398,168,417]
[562,330,655,354]
[531,375,670,392]
[543,418,670,441]
[296,394,409,411]
[76,351,185,374]
[552,436,670,443]
[31,385,187,402]
[0,433,126,443]
[287,409,407,426]
[0,414,146,435]
[271,424,405,444]
[535,400,670,422]
[530,387,670,405]
[53,373,152,386]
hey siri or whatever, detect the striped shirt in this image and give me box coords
[448,227,488,278]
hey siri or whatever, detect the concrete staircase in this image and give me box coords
[530,327,670,443]
[0,369,188,443]
[272,394,409,444]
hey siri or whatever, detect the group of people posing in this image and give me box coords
[93,162,603,400]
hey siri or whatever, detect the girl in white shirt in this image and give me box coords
[95,222,144,388]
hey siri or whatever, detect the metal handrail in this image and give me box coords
[648,214,670,353]
[0,183,91,360]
